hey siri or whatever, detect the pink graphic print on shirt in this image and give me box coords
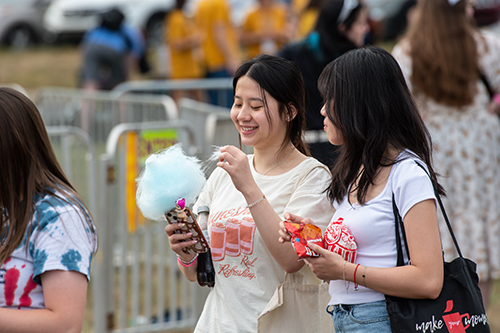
[225,218,241,257]
[209,209,256,261]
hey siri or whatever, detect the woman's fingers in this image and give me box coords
[278,220,292,243]
[165,224,198,254]
[284,212,313,225]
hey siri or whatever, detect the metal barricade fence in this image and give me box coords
[46,126,97,215]
[36,87,179,153]
[45,126,103,333]
[177,98,251,174]
[98,120,210,333]
[113,78,233,108]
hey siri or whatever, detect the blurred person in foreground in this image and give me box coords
[80,8,146,91]
[392,0,500,309]
[239,0,291,60]
[165,0,205,102]
[195,0,241,107]
[278,0,370,167]
[0,88,98,331]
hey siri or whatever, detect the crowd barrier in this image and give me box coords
[97,120,208,333]
[113,78,233,109]
[177,97,248,174]
[36,87,245,332]
[36,87,179,150]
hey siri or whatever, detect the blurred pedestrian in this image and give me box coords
[0,87,98,331]
[79,8,146,90]
[278,0,370,166]
[392,0,500,308]
[165,0,205,102]
[293,0,326,40]
[195,0,241,107]
[239,0,290,59]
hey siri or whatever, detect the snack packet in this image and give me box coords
[324,217,357,263]
[284,221,324,259]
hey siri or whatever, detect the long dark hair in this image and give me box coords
[0,88,97,264]
[233,54,310,156]
[318,46,444,204]
[315,0,365,60]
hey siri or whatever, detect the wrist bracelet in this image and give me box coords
[177,253,198,267]
[343,261,348,294]
[353,263,360,291]
[246,194,266,208]
[362,266,367,287]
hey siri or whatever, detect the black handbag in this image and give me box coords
[385,162,490,332]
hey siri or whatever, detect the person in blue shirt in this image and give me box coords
[80,8,146,90]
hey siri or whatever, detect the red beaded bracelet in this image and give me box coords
[353,263,360,291]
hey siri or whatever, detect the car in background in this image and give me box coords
[42,0,172,47]
[43,0,257,48]
[0,0,52,49]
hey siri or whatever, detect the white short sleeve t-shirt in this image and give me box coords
[0,190,96,309]
[193,155,335,333]
[326,151,436,305]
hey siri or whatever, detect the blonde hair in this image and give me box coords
[406,0,478,107]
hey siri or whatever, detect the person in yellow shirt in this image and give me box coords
[165,0,205,102]
[240,0,290,59]
[295,0,325,39]
[195,0,241,107]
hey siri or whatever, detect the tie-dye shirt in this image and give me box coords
[0,190,96,309]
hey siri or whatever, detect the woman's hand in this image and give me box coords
[217,145,257,194]
[278,212,311,243]
[278,220,290,243]
[305,243,345,282]
[165,223,197,262]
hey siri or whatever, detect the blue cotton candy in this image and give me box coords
[136,144,206,221]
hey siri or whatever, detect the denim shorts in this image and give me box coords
[326,300,391,333]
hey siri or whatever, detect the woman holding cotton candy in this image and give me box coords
[165,54,335,332]
[278,46,445,332]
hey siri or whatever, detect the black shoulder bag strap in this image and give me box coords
[392,161,464,267]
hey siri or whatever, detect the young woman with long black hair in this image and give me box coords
[280,46,445,332]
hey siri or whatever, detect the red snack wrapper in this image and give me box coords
[284,221,324,259]
[324,217,357,263]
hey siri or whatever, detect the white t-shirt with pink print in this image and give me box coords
[193,155,334,333]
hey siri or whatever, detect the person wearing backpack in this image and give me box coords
[79,8,146,90]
